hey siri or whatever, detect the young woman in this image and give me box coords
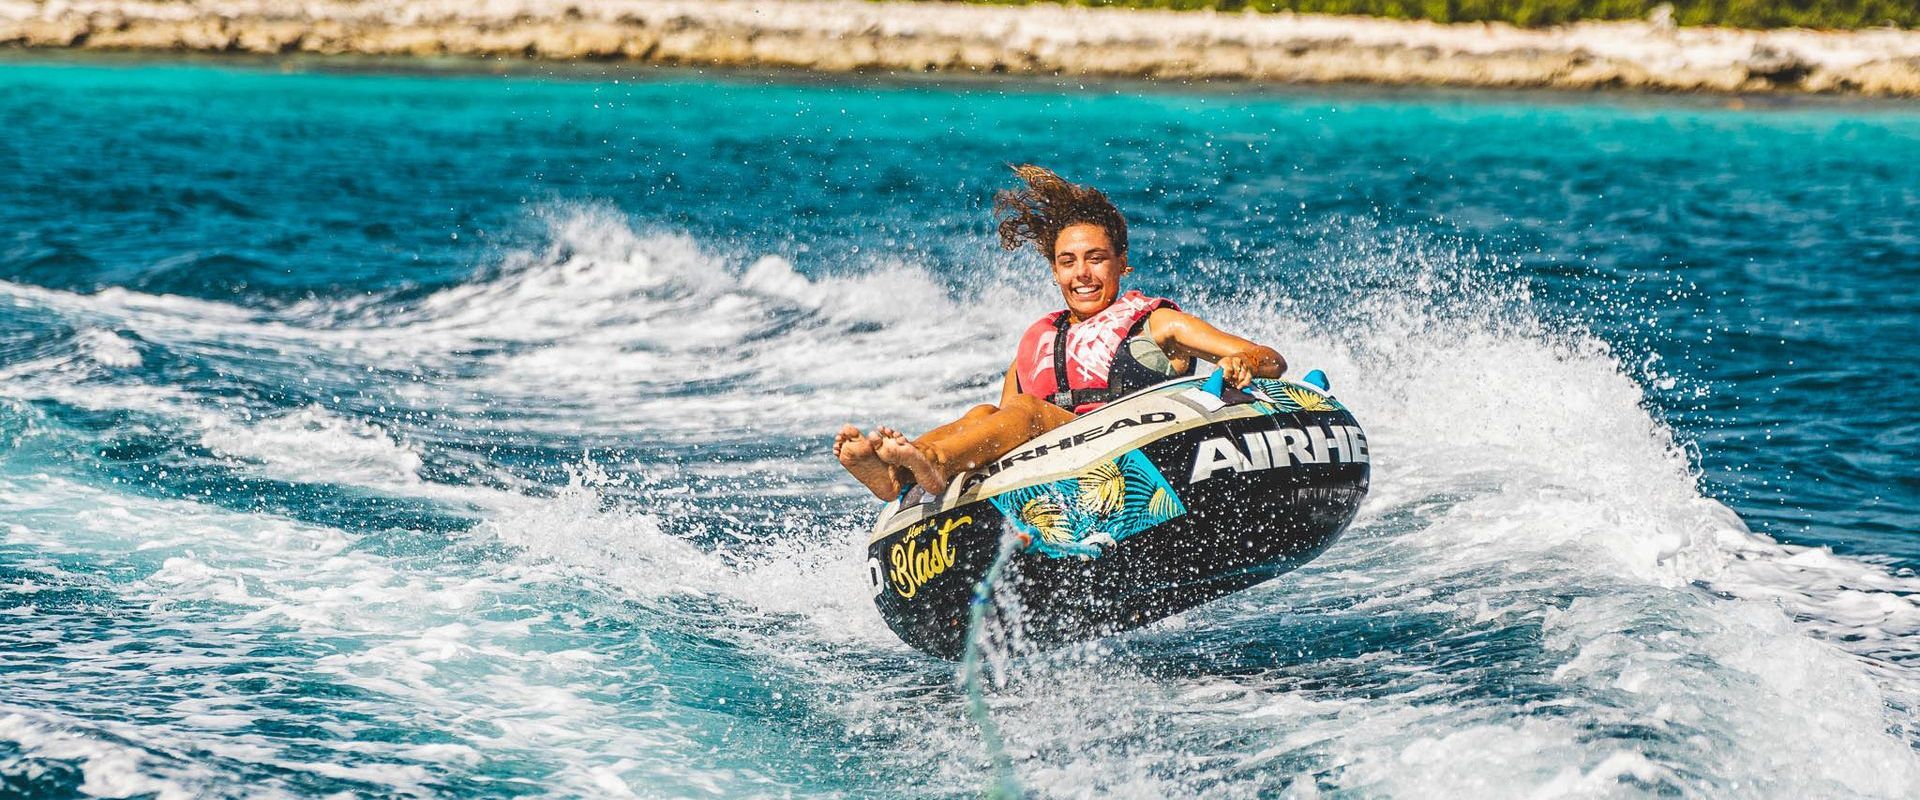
[834,165,1285,499]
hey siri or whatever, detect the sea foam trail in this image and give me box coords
[0,469,843,797]
[0,208,1008,794]
[386,208,1043,438]
[4,208,1919,797]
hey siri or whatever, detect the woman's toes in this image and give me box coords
[834,425,902,500]
[834,424,868,463]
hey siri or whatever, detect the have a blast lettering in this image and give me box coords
[888,516,968,599]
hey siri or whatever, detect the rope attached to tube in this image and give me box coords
[960,528,1024,799]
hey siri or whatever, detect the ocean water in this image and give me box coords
[1,58,1917,798]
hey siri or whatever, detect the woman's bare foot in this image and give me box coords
[868,428,914,494]
[834,424,901,500]
[875,430,947,495]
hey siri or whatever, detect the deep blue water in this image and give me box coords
[1,58,1917,797]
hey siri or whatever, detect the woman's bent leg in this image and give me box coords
[924,395,1075,474]
[915,404,998,452]
[877,396,1075,493]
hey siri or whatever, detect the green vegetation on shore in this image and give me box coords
[949,0,1918,29]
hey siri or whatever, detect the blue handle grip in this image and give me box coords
[1201,368,1225,398]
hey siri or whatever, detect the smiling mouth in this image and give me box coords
[1072,285,1101,298]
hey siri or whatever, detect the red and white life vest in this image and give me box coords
[1013,290,1178,414]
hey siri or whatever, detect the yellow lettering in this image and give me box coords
[886,515,969,599]
[888,542,916,599]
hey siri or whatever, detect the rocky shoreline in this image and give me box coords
[4,0,1919,96]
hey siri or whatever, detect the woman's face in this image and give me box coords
[1052,223,1127,320]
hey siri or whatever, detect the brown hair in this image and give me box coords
[993,165,1128,259]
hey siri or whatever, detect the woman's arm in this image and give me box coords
[999,364,1022,407]
[1148,308,1285,388]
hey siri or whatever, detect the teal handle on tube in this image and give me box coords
[1202,368,1225,398]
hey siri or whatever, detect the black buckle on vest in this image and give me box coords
[1047,388,1124,410]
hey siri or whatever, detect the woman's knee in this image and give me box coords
[964,404,998,420]
[1002,394,1044,415]
[1008,394,1065,420]
[1002,394,1071,432]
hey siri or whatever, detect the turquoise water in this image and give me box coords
[2,59,1918,797]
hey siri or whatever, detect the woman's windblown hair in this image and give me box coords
[994,165,1128,259]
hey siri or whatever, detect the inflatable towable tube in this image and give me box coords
[866,372,1370,659]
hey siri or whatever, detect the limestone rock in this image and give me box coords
[0,0,1915,97]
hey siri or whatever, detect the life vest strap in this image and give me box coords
[1050,312,1072,396]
